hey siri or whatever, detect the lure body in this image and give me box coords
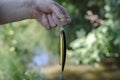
[60,28,66,72]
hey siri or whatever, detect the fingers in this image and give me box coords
[34,11,57,29]
[55,2,71,23]
[47,14,56,28]
[42,14,51,29]
[50,2,71,27]
[34,10,50,29]
[42,14,57,29]
[52,13,65,27]
[50,3,64,19]
[33,1,71,29]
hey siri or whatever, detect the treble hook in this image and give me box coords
[59,27,66,72]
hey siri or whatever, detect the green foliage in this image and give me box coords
[0,0,120,79]
[0,20,47,80]
[68,0,120,64]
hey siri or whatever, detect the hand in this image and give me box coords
[0,0,71,29]
[32,0,71,29]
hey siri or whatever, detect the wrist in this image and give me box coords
[23,0,36,19]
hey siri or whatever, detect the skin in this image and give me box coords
[0,0,71,29]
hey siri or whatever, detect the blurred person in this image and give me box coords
[0,0,71,29]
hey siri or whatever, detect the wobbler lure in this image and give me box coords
[59,28,66,72]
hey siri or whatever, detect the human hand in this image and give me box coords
[0,0,71,28]
[32,0,71,29]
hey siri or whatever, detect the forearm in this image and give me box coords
[0,0,33,24]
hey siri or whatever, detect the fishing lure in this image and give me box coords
[60,28,66,72]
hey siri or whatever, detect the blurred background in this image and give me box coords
[0,0,120,80]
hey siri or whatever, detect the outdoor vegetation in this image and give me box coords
[0,0,120,80]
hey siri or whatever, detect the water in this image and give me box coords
[59,73,64,80]
[27,48,120,80]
